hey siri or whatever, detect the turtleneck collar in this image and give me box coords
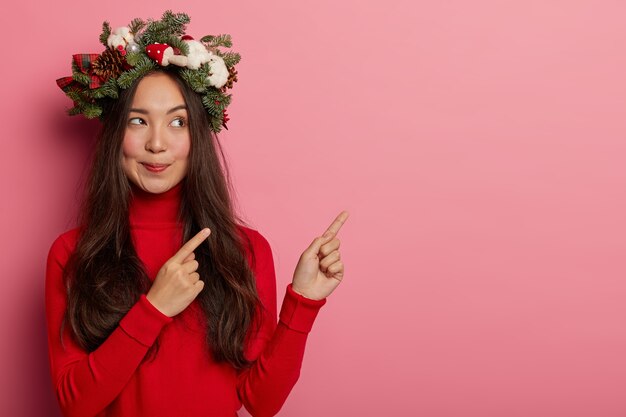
[128,182,183,226]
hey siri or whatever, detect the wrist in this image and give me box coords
[290,283,326,301]
[280,285,326,333]
[145,293,170,317]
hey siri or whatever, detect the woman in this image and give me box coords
[47,12,348,417]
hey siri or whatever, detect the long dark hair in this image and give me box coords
[63,70,259,369]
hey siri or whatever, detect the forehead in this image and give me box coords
[131,73,186,110]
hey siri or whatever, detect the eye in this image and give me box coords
[128,117,145,126]
[170,117,186,128]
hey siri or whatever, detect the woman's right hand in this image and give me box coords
[146,228,211,317]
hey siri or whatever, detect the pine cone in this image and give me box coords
[91,49,128,82]
[221,66,238,91]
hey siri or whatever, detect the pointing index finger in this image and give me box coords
[324,211,349,238]
[172,228,211,263]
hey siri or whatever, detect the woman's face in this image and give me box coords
[121,72,191,194]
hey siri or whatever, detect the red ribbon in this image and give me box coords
[56,53,103,92]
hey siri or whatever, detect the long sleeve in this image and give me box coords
[46,223,326,417]
[45,232,172,417]
[237,231,326,417]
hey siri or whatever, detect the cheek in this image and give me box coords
[121,133,142,159]
[120,134,142,179]
[172,134,191,161]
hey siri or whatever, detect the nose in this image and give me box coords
[145,127,167,153]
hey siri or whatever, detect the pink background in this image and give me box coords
[1,0,625,416]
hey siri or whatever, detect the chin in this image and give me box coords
[136,179,179,194]
[144,185,171,194]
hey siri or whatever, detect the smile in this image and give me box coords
[141,163,170,173]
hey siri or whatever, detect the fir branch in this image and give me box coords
[142,11,190,44]
[218,92,232,108]
[196,63,212,80]
[68,106,82,116]
[202,95,225,119]
[202,34,232,48]
[205,88,230,107]
[83,103,103,119]
[66,90,83,103]
[210,117,223,132]
[161,10,190,33]
[99,21,111,47]
[72,71,91,86]
[91,89,106,99]
[165,35,189,55]
[220,52,241,67]
[92,78,119,99]
[117,57,156,88]
[179,69,208,93]
[128,18,146,34]
[125,52,143,67]
[139,21,164,45]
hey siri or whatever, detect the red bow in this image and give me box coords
[56,53,102,92]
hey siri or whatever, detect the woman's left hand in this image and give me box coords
[292,211,349,300]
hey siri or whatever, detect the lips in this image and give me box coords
[141,163,170,173]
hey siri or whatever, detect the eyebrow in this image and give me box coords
[129,105,188,115]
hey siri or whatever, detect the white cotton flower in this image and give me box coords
[206,55,229,88]
[107,27,134,49]
[117,27,134,44]
[185,40,212,70]
[107,34,125,49]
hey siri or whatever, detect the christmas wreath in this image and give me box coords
[56,10,240,132]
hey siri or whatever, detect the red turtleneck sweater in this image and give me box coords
[45,184,326,417]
